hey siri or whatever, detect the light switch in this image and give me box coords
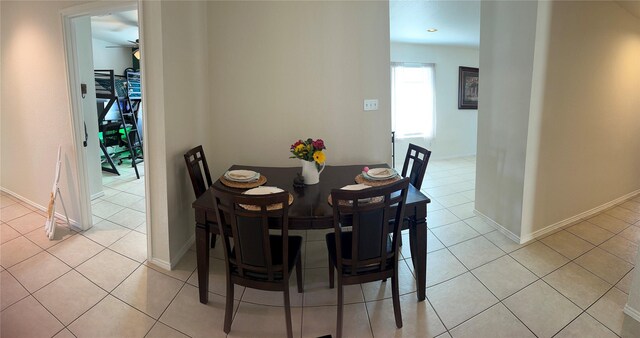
[364,99,379,111]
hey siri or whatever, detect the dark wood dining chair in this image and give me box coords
[401,143,432,190]
[326,178,410,338]
[211,187,303,338]
[184,145,217,247]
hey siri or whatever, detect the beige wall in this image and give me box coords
[390,43,479,161]
[206,1,392,178]
[526,1,640,236]
[476,0,539,238]
[1,0,88,224]
[160,0,210,264]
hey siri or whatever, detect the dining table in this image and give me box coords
[191,164,430,304]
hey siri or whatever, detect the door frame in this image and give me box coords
[60,1,149,238]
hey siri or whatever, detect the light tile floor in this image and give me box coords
[1,157,638,337]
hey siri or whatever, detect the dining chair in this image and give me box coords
[401,143,432,190]
[326,178,410,338]
[184,145,217,247]
[211,186,303,338]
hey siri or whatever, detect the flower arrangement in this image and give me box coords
[290,138,326,168]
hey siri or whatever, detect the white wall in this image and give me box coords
[476,0,539,238]
[390,43,479,161]
[91,38,133,75]
[206,1,392,178]
[1,0,88,225]
[525,1,640,236]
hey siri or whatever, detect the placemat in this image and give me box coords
[328,195,384,206]
[240,193,294,211]
[355,174,401,187]
[220,175,267,189]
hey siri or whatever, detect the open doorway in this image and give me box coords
[62,1,148,262]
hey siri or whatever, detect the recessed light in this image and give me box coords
[427,28,438,32]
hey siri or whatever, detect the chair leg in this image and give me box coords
[336,277,343,338]
[296,256,303,293]
[284,287,293,338]
[223,279,234,334]
[391,271,403,328]
[328,257,334,289]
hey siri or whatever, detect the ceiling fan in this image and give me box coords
[105,39,140,60]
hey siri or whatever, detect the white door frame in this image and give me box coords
[60,1,149,239]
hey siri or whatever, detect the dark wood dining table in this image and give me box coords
[191,164,430,304]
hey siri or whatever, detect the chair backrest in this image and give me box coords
[330,178,410,276]
[184,145,213,198]
[401,143,431,190]
[100,121,123,148]
[212,186,291,282]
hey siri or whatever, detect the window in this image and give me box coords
[391,63,436,139]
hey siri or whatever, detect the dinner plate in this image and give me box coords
[365,168,397,179]
[225,170,260,182]
[243,186,283,195]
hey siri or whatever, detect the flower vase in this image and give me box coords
[301,160,325,185]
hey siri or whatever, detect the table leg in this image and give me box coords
[196,221,210,304]
[409,205,427,301]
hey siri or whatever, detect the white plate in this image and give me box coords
[243,186,283,195]
[341,184,371,191]
[225,170,260,182]
[366,168,396,179]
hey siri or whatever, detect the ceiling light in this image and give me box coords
[427,28,438,32]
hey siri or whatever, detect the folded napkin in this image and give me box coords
[243,186,283,195]
[367,168,392,177]
[227,170,257,180]
[341,184,371,191]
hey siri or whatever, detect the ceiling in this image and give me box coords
[90,10,139,47]
[88,1,638,50]
[390,0,480,47]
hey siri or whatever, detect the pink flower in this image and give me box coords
[312,139,325,150]
[363,166,369,172]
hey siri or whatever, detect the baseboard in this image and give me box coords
[148,257,172,271]
[474,209,522,243]
[519,189,640,243]
[91,191,105,200]
[624,304,640,324]
[1,187,82,231]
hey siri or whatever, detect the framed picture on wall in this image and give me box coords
[458,66,479,109]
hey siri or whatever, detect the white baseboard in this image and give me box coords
[148,257,172,271]
[91,191,105,200]
[474,189,640,245]
[519,189,640,243]
[624,304,640,324]
[1,187,82,231]
[474,209,522,243]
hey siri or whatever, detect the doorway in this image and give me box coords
[62,1,149,262]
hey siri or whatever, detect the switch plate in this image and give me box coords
[364,99,379,111]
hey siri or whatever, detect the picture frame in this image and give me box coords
[458,66,479,109]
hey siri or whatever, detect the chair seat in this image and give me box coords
[230,235,302,280]
[326,232,394,275]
